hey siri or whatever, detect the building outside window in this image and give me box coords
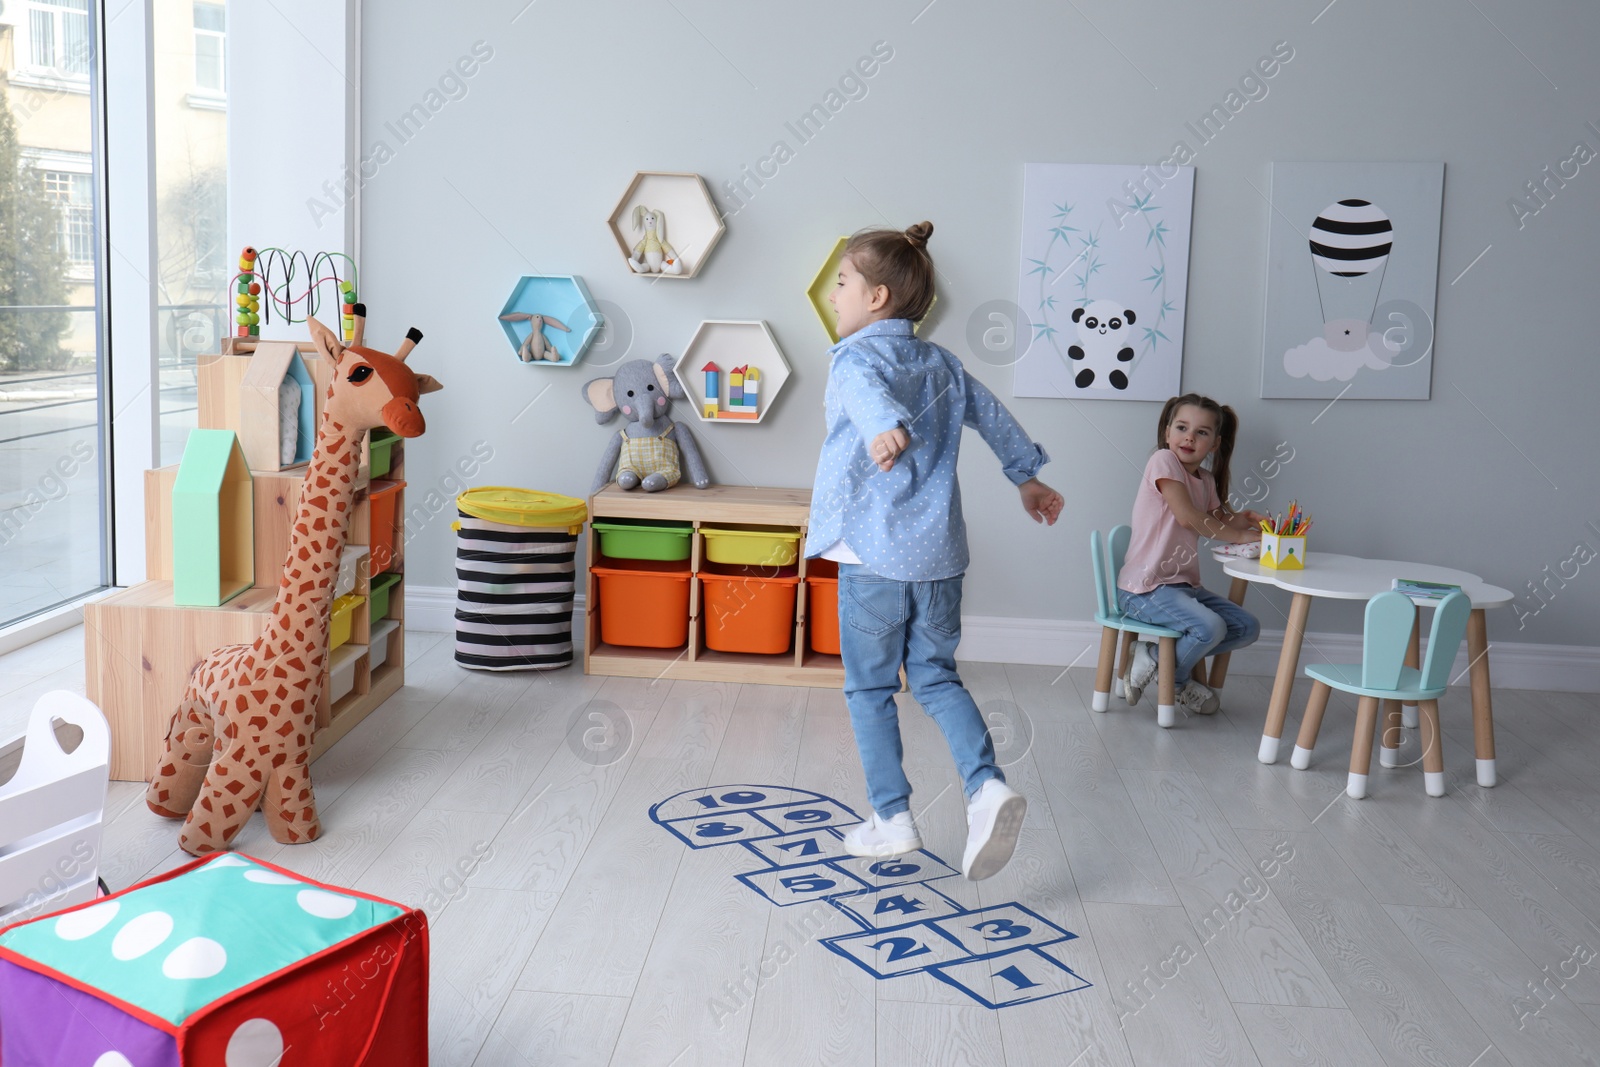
[28,0,90,77]
[42,167,93,271]
[192,2,222,96]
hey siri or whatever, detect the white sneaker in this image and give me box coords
[962,779,1026,881]
[842,810,922,858]
[1177,679,1220,715]
[1124,641,1157,706]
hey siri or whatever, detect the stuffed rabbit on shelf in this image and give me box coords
[626,206,684,276]
[499,312,571,362]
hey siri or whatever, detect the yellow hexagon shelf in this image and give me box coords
[673,320,790,425]
[607,172,726,280]
[806,236,939,343]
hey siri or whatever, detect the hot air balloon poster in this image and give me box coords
[1013,163,1194,402]
[1260,162,1443,400]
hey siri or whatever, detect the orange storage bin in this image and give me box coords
[592,559,692,648]
[805,558,840,655]
[700,569,799,655]
[368,479,405,574]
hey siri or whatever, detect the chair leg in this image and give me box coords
[1419,699,1446,797]
[1115,629,1135,699]
[1292,681,1331,770]
[1156,637,1177,728]
[1348,696,1380,798]
[1401,616,1421,729]
[1379,700,1404,768]
[1092,626,1118,712]
[1206,576,1248,694]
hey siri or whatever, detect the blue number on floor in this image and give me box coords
[657,809,782,849]
[829,883,966,931]
[822,920,972,978]
[737,862,871,907]
[743,829,854,868]
[929,903,1076,958]
[928,946,1092,1009]
[828,849,959,891]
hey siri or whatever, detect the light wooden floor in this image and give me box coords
[6,625,1600,1066]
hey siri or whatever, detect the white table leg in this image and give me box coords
[1260,592,1312,764]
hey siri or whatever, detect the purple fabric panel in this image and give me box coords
[0,958,179,1067]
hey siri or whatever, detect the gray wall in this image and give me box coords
[359,0,1600,648]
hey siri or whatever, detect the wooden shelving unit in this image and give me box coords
[86,345,409,782]
[584,484,844,688]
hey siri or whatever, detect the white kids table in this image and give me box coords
[1212,549,1513,787]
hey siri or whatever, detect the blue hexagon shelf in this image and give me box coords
[498,275,604,366]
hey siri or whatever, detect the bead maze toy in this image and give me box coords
[233,246,360,344]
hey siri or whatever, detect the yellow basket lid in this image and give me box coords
[456,486,588,528]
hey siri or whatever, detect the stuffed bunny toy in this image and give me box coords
[627,206,684,275]
[582,355,711,494]
[499,312,570,362]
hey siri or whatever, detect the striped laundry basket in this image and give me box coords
[454,487,588,670]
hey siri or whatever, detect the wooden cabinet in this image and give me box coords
[584,484,844,688]
[87,342,409,782]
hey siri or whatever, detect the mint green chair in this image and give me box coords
[1091,526,1183,728]
[1292,590,1471,799]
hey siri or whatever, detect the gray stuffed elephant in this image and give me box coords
[582,354,711,494]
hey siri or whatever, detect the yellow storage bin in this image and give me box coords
[330,593,365,651]
[700,525,801,567]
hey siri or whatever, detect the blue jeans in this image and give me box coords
[1117,583,1260,684]
[837,565,1001,819]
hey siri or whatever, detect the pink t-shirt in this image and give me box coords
[1118,449,1221,595]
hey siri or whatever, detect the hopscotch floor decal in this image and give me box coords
[649,784,1093,1009]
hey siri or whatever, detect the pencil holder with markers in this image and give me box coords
[1261,532,1307,570]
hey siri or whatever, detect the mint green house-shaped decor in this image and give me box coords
[172,429,254,606]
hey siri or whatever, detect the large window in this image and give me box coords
[0,1,107,625]
[155,0,228,465]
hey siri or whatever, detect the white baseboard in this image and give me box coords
[404,585,1600,694]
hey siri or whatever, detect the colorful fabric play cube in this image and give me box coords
[0,853,427,1067]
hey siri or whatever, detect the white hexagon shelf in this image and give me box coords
[497,275,603,366]
[673,320,789,425]
[805,235,939,344]
[607,172,725,280]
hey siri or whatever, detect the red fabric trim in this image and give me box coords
[352,921,413,1063]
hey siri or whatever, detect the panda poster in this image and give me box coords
[1012,162,1194,401]
[1259,162,1443,400]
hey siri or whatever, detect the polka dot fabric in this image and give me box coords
[806,319,1049,582]
[0,853,428,1066]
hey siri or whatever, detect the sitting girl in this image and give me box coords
[1118,394,1263,716]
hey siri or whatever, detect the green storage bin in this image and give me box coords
[369,571,402,622]
[701,524,801,567]
[368,430,400,478]
[592,518,694,561]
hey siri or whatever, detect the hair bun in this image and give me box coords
[904,221,934,247]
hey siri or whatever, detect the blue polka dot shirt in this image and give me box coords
[806,319,1049,582]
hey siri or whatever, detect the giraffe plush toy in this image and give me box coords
[146,307,442,855]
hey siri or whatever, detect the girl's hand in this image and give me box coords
[871,427,909,471]
[1240,509,1271,528]
[1020,479,1063,525]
